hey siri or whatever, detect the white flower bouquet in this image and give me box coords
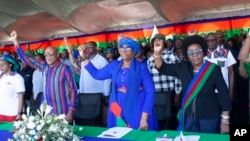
[10,103,83,141]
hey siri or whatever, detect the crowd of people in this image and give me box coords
[0,29,249,134]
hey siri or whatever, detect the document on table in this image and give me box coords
[173,131,200,141]
[98,127,133,138]
[155,133,173,141]
[173,135,200,141]
[155,137,173,141]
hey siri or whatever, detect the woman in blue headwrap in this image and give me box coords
[105,47,117,63]
[82,37,158,130]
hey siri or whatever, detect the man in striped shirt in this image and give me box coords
[10,31,77,123]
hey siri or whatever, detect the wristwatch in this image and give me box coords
[79,56,86,61]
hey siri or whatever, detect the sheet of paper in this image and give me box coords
[155,133,173,141]
[98,127,133,138]
[155,137,173,141]
[173,135,200,141]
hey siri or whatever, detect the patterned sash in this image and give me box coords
[177,61,216,131]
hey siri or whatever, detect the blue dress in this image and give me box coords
[85,59,158,130]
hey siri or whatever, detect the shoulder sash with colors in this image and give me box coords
[177,61,216,131]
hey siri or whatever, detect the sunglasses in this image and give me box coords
[44,52,55,57]
[119,47,132,52]
[187,49,203,56]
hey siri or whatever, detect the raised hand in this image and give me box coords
[118,34,123,41]
[10,31,19,46]
[188,29,196,36]
[10,30,17,40]
[64,37,73,53]
[77,44,86,58]
[153,39,164,56]
[63,36,68,43]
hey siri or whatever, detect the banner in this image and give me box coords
[2,15,250,53]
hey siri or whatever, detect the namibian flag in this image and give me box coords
[110,102,127,127]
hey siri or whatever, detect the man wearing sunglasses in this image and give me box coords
[204,32,236,101]
[10,31,77,123]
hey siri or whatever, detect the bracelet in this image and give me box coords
[221,119,230,124]
[153,54,161,58]
[221,114,230,120]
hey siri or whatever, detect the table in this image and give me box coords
[0,122,157,141]
[74,125,158,141]
[0,122,229,141]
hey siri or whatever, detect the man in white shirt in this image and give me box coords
[65,39,111,97]
[204,32,236,100]
[65,38,111,125]
[32,53,45,111]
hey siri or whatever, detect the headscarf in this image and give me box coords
[109,58,141,127]
[118,37,140,55]
[107,47,115,54]
[0,54,20,71]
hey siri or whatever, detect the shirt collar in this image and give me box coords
[48,60,61,68]
[0,71,16,76]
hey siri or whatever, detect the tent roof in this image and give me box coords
[1,0,250,44]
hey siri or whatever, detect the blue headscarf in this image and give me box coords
[107,47,115,54]
[109,58,142,127]
[118,37,140,55]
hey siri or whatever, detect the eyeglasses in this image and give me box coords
[44,52,55,57]
[119,47,132,52]
[85,45,94,49]
[187,49,203,56]
[206,39,216,43]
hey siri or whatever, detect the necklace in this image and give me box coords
[193,70,199,73]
